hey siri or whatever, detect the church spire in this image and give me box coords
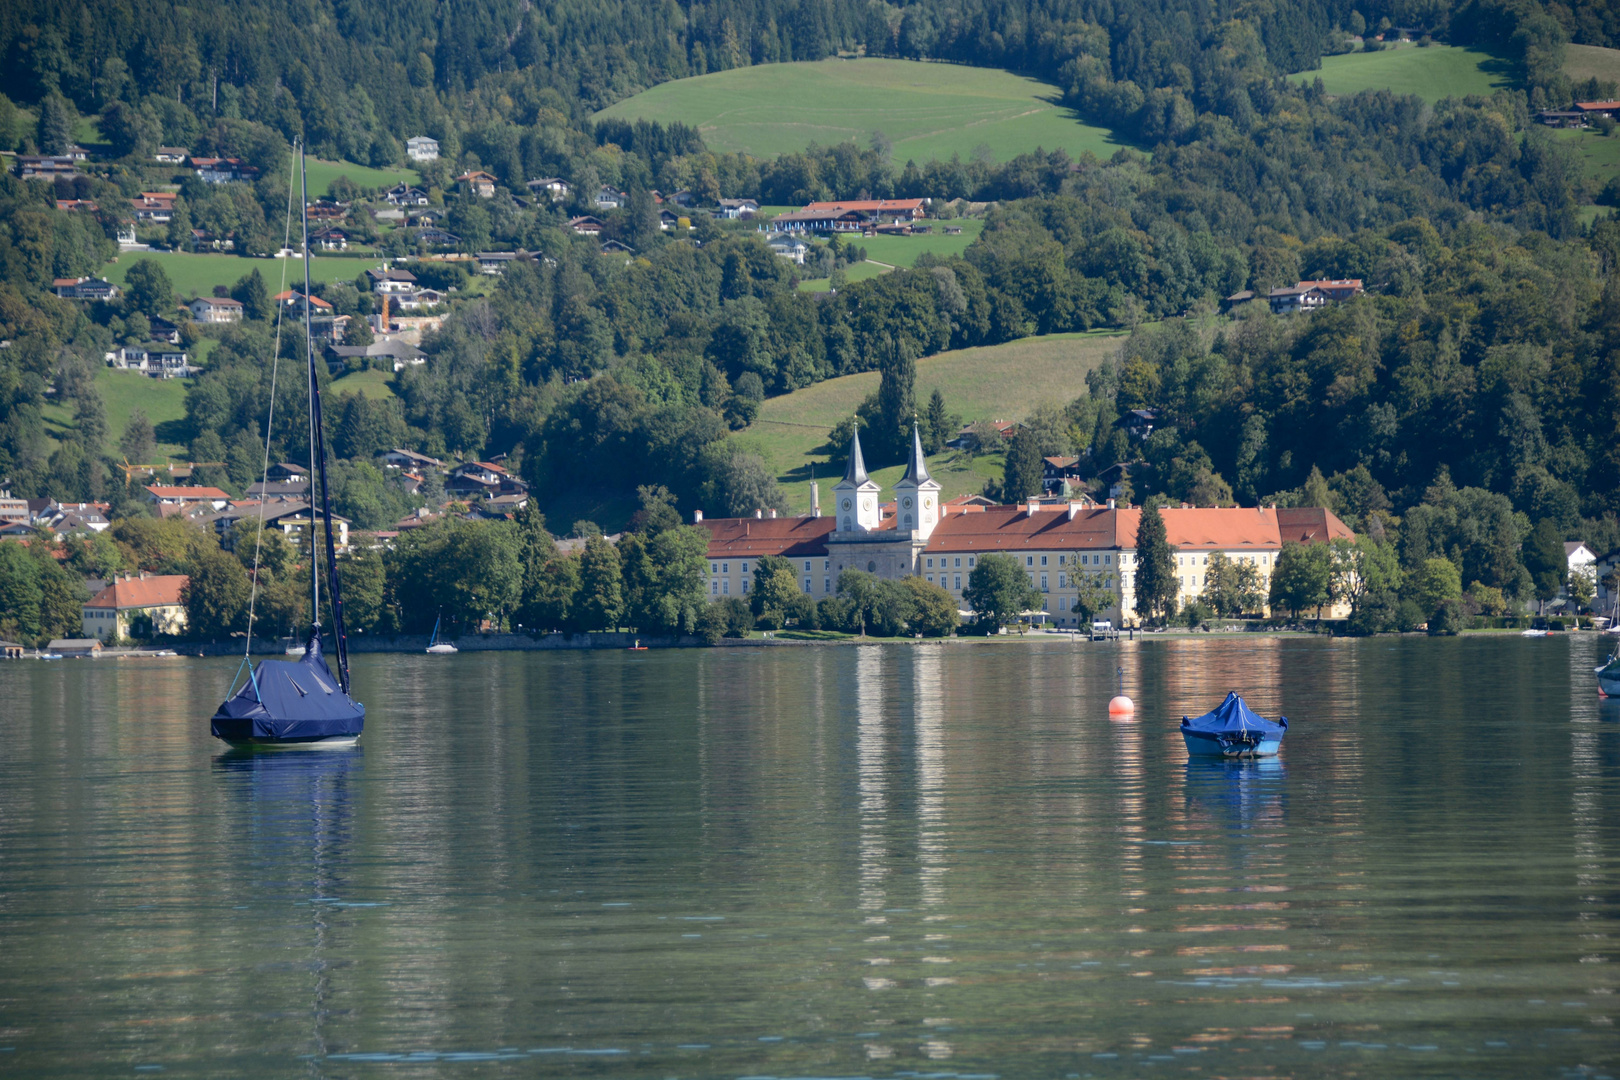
[901,422,930,484]
[843,425,869,485]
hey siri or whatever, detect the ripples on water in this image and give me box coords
[0,636,1617,1077]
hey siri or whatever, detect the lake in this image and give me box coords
[1,635,1617,1077]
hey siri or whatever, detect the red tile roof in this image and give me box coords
[146,486,230,500]
[925,504,1122,552]
[700,515,837,558]
[84,574,189,610]
[1275,507,1356,544]
[802,198,925,214]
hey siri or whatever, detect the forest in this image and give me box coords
[0,0,1618,642]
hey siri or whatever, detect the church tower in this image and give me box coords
[833,425,881,532]
[893,423,942,538]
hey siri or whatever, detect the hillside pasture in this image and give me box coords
[102,252,370,301]
[302,158,418,197]
[42,368,191,461]
[595,58,1132,165]
[1554,127,1620,185]
[1287,44,1514,103]
[739,330,1123,512]
[1565,44,1620,87]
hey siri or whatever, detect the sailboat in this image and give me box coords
[1597,649,1620,697]
[1180,692,1288,758]
[211,144,365,747]
[426,613,457,654]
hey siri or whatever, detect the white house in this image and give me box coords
[765,233,809,264]
[107,343,196,379]
[188,296,244,323]
[406,136,440,161]
[527,177,570,201]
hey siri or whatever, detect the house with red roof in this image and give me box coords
[144,486,231,511]
[81,573,190,640]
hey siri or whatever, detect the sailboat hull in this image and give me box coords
[211,638,364,746]
[1183,730,1283,758]
[1597,663,1620,698]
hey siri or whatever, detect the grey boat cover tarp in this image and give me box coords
[211,635,364,741]
[1182,691,1287,736]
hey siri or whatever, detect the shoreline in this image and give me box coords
[37,625,1606,660]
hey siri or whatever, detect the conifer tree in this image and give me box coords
[578,534,624,631]
[1132,503,1177,624]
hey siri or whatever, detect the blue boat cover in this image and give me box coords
[1181,691,1287,736]
[211,633,364,742]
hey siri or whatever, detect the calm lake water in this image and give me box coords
[2,636,1618,1078]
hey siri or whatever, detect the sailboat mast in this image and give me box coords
[299,145,353,692]
[300,144,320,635]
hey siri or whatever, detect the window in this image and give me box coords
[1059,574,1066,588]
[722,563,729,574]
[927,558,934,568]
[722,580,729,595]
[711,581,718,596]
[710,562,718,574]
[1027,556,1034,566]
[867,561,876,572]
[804,578,811,592]
[1041,555,1048,566]
[741,562,749,574]
[742,580,749,593]
[954,557,961,568]
[804,561,811,571]
[1059,596,1067,610]
[1058,555,1066,565]
[1040,574,1048,591]
[824,578,831,593]
[967,557,975,567]
[1081,554,1088,565]
[1105,554,1112,564]
[926,574,934,584]
[954,575,961,590]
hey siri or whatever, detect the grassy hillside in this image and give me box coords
[329,368,398,399]
[858,218,984,266]
[102,252,370,301]
[1287,44,1514,102]
[42,368,191,461]
[738,330,1124,513]
[1565,44,1620,86]
[1555,127,1620,185]
[303,158,418,197]
[595,58,1132,165]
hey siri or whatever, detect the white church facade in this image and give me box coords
[696,425,1356,626]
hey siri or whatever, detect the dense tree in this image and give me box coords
[962,552,1040,633]
[1409,556,1464,622]
[577,533,623,631]
[182,545,251,641]
[123,260,174,320]
[1202,552,1264,618]
[1131,504,1177,624]
[1000,426,1044,502]
[1269,542,1333,621]
[1523,518,1569,613]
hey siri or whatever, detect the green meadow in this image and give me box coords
[102,251,372,300]
[1565,44,1620,86]
[737,330,1124,512]
[329,368,398,400]
[302,158,418,197]
[1287,44,1514,103]
[42,367,192,461]
[596,58,1132,164]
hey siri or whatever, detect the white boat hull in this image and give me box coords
[426,644,457,654]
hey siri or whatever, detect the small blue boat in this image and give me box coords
[212,630,364,746]
[1181,692,1287,758]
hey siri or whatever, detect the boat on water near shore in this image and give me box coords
[1597,651,1620,697]
[1181,692,1287,758]
[210,143,364,749]
[426,614,457,654]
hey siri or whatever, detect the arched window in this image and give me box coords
[868,561,876,573]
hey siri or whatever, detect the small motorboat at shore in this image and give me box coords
[1181,692,1287,758]
[426,613,457,654]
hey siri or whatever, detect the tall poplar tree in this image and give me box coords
[578,534,624,631]
[1132,503,1177,624]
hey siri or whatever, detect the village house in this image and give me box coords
[145,486,230,514]
[16,156,79,180]
[55,199,99,213]
[188,296,244,323]
[568,215,605,235]
[658,208,683,230]
[107,343,196,379]
[594,185,627,209]
[380,448,444,472]
[385,184,430,207]
[81,573,190,641]
[599,238,635,256]
[309,226,350,250]
[1267,278,1364,314]
[527,177,570,201]
[189,157,259,183]
[131,192,177,224]
[0,640,23,659]
[456,170,499,198]
[154,146,190,164]
[49,639,104,657]
[765,232,809,263]
[35,500,112,533]
[406,135,440,161]
[445,461,528,499]
[188,228,236,251]
[475,251,526,274]
[0,492,30,524]
[694,427,1355,625]
[246,480,310,501]
[366,266,418,294]
[272,290,333,315]
[716,198,760,219]
[52,277,120,302]
[412,226,461,248]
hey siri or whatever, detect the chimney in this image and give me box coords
[1067,501,1082,521]
[768,508,778,519]
[754,508,763,519]
[693,509,703,523]
[810,481,820,518]
[1026,498,1040,517]
[1107,498,1116,510]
